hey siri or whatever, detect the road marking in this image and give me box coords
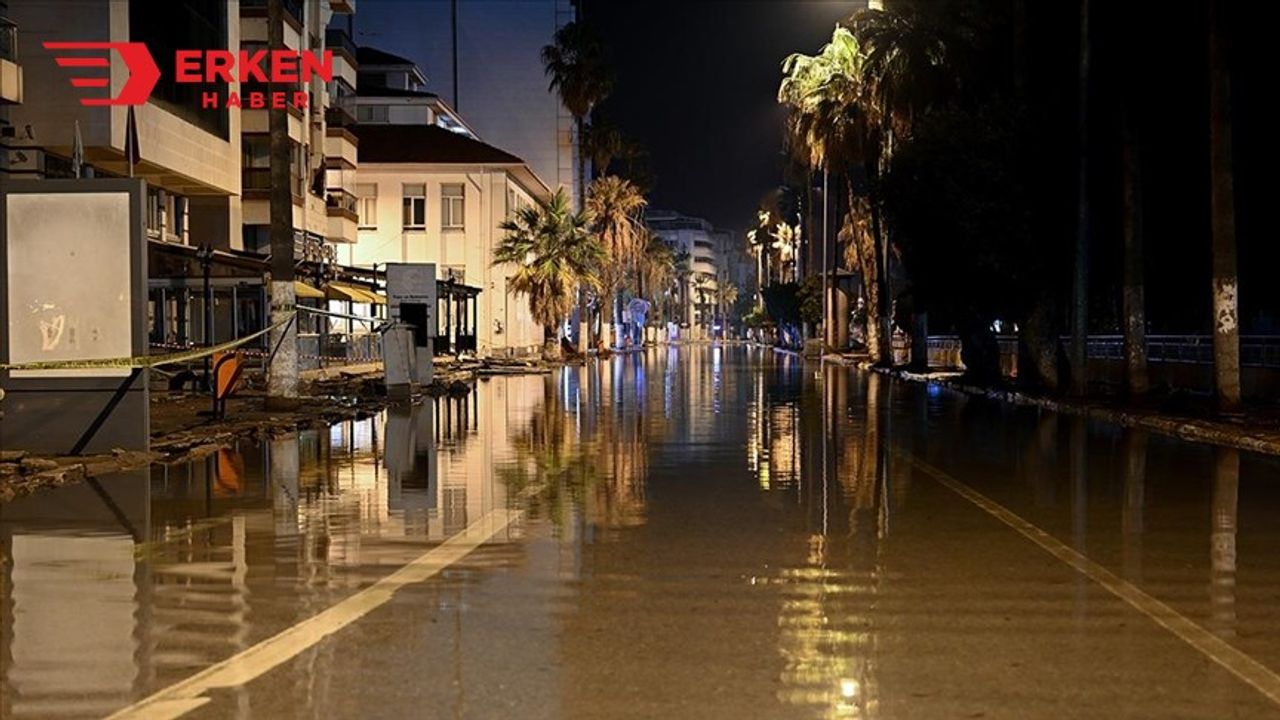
[106,506,523,720]
[909,456,1280,708]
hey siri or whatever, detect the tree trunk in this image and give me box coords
[1121,108,1149,399]
[908,311,928,372]
[959,318,1001,385]
[1069,0,1092,397]
[1020,294,1060,392]
[871,190,892,366]
[849,189,885,363]
[266,0,298,408]
[1209,0,1241,412]
[543,325,561,362]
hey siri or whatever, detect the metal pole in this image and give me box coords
[822,169,829,352]
[200,244,214,382]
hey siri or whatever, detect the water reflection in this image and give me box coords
[2,347,1280,718]
[0,380,535,718]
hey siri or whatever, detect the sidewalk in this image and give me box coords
[873,363,1280,457]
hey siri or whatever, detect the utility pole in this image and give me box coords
[1069,0,1092,397]
[267,0,299,408]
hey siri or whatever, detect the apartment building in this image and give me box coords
[4,1,242,248]
[647,209,722,334]
[238,0,359,257]
[353,47,476,137]
[1,4,23,158]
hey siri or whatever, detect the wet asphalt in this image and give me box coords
[3,345,1280,719]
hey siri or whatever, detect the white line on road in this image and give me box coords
[105,507,523,720]
[910,456,1280,708]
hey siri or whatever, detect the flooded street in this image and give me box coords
[5,345,1280,719]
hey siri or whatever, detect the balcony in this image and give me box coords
[240,0,303,30]
[325,28,357,64]
[326,189,357,217]
[330,0,356,14]
[324,103,357,130]
[326,189,358,243]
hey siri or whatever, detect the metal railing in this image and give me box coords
[324,28,357,60]
[921,334,1280,370]
[240,0,303,24]
[326,189,357,214]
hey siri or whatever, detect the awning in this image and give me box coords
[294,281,326,300]
[325,282,385,305]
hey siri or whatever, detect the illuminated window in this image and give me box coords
[402,184,426,229]
[441,183,465,230]
[357,184,377,228]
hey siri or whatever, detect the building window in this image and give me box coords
[441,183,465,230]
[402,184,426,229]
[357,105,389,123]
[357,184,378,228]
[241,135,270,190]
[146,188,163,238]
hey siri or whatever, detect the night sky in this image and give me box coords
[585,1,860,230]
[355,1,861,232]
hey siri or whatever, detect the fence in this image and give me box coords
[922,334,1280,371]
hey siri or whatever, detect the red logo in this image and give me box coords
[43,42,161,106]
[44,43,334,109]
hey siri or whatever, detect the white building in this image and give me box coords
[339,123,553,358]
[647,209,721,333]
[352,46,475,137]
[354,0,580,206]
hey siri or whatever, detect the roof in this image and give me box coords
[357,86,439,99]
[353,124,552,201]
[356,46,416,66]
[354,123,524,165]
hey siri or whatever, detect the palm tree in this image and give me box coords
[1208,0,1240,412]
[493,189,602,360]
[543,21,613,355]
[849,2,959,370]
[638,231,675,340]
[582,120,626,179]
[717,281,740,335]
[778,26,887,362]
[542,21,613,210]
[586,176,648,348]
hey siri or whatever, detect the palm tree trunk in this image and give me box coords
[266,0,298,408]
[1209,0,1241,412]
[1121,108,1149,399]
[575,116,591,355]
[544,324,561,361]
[849,187,883,362]
[1069,0,1092,397]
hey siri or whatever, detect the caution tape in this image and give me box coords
[0,319,293,372]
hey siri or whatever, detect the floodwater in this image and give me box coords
[4,345,1280,719]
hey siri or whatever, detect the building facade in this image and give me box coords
[239,0,360,256]
[341,123,552,358]
[647,209,722,334]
